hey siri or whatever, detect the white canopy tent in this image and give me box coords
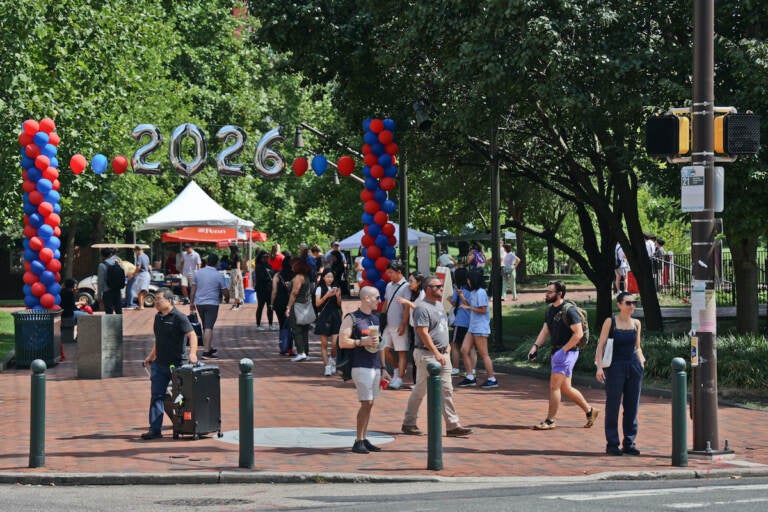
[338,223,435,276]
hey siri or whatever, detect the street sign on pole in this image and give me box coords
[681,166,724,212]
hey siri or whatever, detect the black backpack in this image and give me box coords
[106,261,126,290]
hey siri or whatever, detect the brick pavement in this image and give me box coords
[0,294,766,480]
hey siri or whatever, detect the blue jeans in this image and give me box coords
[125,276,137,306]
[604,359,643,448]
[149,362,172,434]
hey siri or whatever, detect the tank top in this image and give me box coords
[612,319,639,362]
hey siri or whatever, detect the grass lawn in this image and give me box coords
[0,311,15,359]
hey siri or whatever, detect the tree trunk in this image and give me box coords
[546,240,555,274]
[729,236,759,334]
[63,219,78,280]
[516,227,527,282]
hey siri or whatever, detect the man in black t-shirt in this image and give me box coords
[140,288,198,440]
[528,280,598,431]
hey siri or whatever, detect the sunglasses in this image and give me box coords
[623,300,638,306]
[428,284,444,289]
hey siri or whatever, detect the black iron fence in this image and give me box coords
[653,249,768,305]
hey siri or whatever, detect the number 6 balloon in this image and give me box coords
[254,126,285,179]
[215,125,247,176]
[131,124,163,175]
[169,123,207,177]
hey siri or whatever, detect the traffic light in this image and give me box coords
[714,113,760,155]
[646,114,690,157]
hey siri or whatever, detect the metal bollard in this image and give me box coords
[29,359,47,468]
[671,357,688,467]
[239,358,254,469]
[426,361,443,471]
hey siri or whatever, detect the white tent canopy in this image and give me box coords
[137,181,254,231]
[338,223,434,250]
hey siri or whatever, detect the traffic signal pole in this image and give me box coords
[690,0,723,455]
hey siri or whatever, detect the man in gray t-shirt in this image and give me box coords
[401,275,472,438]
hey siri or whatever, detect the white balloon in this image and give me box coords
[130,124,163,175]
[254,126,285,179]
[215,125,247,177]
[170,123,208,177]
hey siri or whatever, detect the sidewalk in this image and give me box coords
[0,295,766,484]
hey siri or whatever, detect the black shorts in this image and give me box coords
[196,304,220,330]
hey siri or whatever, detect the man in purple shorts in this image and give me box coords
[528,280,599,430]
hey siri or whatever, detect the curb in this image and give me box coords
[2,467,768,486]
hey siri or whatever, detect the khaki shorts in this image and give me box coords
[383,325,409,351]
[181,273,196,287]
[351,367,382,401]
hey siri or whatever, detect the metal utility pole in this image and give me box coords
[489,126,503,348]
[399,153,409,271]
[690,0,720,454]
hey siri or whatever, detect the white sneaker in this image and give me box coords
[270,323,279,331]
[324,365,332,376]
[451,368,460,376]
[291,353,307,362]
[329,357,336,374]
[256,325,266,331]
[389,376,403,390]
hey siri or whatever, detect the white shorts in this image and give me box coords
[182,273,196,286]
[351,367,382,402]
[383,325,409,351]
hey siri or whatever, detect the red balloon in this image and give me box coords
[39,247,54,263]
[38,202,54,217]
[388,235,397,246]
[39,117,56,133]
[369,118,384,134]
[112,155,128,174]
[18,132,34,146]
[22,179,36,193]
[34,155,50,171]
[40,293,56,309]
[53,226,61,237]
[361,235,375,247]
[361,144,371,155]
[23,271,39,285]
[23,225,37,238]
[44,213,61,227]
[370,165,384,179]
[378,130,394,144]
[375,257,390,272]
[382,272,391,283]
[54,271,61,283]
[385,142,399,155]
[360,189,374,202]
[42,166,59,181]
[29,237,44,251]
[28,191,43,205]
[366,245,381,260]
[52,179,61,191]
[24,262,31,272]
[31,282,47,297]
[363,153,378,167]
[22,119,39,136]
[380,177,396,191]
[364,200,381,215]
[70,154,87,174]
[337,155,355,176]
[25,144,41,158]
[382,223,396,236]
[374,211,389,226]
[48,132,60,146]
[292,157,308,177]
[46,259,61,273]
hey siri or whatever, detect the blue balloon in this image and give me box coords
[375,234,389,249]
[383,246,396,259]
[368,224,382,237]
[362,118,372,132]
[29,213,44,228]
[378,154,392,167]
[370,142,385,156]
[362,165,371,178]
[361,212,374,224]
[33,132,49,147]
[375,279,387,298]
[44,190,60,204]
[45,236,61,250]
[367,269,380,283]
[92,154,108,174]
[42,143,57,158]
[36,178,53,194]
[30,260,46,275]
[364,177,379,191]
[32,304,46,311]
[54,249,60,260]
[362,257,375,270]
[363,131,378,145]
[311,154,328,176]
[48,282,62,296]
[373,189,387,203]
[24,295,40,308]
[23,284,31,296]
[27,168,42,181]
[383,118,396,131]
[50,156,59,168]
[54,294,61,306]
[53,203,61,214]
[382,200,396,214]
[40,270,56,286]
[23,202,36,215]
[22,238,30,250]
[384,165,398,178]
[38,224,54,239]
[21,156,35,169]
[23,248,37,262]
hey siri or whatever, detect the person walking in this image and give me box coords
[338,286,387,453]
[457,271,498,389]
[253,251,275,330]
[528,280,599,430]
[192,253,229,359]
[271,252,295,355]
[132,245,152,310]
[401,275,472,438]
[286,257,313,362]
[449,268,475,377]
[228,245,244,310]
[595,292,645,456]
[180,243,201,305]
[140,288,197,440]
[500,243,520,301]
[381,260,411,390]
[315,269,342,376]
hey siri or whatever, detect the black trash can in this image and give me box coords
[13,310,61,368]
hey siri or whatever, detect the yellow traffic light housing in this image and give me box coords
[646,114,690,157]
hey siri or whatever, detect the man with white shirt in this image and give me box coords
[381,260,411,390]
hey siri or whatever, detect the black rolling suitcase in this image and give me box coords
[164,364,222,440]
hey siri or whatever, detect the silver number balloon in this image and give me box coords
[215,125,247,177]
[130,124,163,175]
[254,126,285,179]
[169,123,208,177]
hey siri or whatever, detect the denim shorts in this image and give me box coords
[551,348,579,377]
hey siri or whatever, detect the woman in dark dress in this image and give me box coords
[253,251,275,330]
[314,269,342,376]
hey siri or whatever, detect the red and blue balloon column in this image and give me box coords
[358,118,399,299]
[19,118,63,310]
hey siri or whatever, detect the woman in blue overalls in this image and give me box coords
[595,292,646,456]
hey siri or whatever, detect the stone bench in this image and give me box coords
[77,314,123,379]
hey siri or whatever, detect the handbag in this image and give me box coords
[293,279,316,325]
[600,316,615,368]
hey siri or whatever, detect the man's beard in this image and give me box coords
[545,295,557,304]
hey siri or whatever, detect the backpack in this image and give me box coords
[106,261,126,290]
[559,300,590,349]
